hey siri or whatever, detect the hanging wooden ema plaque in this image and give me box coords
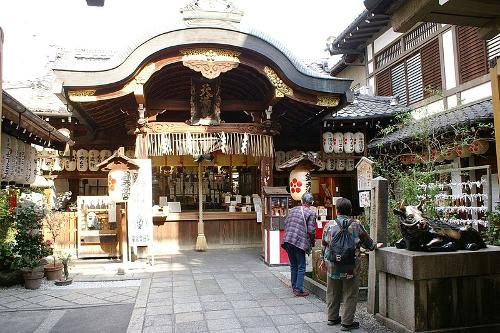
[356,157,374,191]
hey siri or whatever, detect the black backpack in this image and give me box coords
[329,218,356,265]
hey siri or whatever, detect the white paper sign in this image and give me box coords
[359,191,371,207]
[127,159,154,246]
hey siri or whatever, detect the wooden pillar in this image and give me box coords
[260,157,273,252]
[195,162,207,251]
[491,62,500,184]
[367,176,388,315]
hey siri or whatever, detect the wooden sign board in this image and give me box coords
[356,157,374,191]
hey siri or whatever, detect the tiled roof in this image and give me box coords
[368,98,493,148]
[53,23,336,80]
[322,93,407,120]
[4,46,69,115]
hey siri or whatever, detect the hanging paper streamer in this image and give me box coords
[147,132,273,157]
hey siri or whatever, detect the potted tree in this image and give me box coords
[43,212,67,280]
[43,191,72,281]
[13,198,53,289]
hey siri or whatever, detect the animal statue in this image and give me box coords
[393,200,487,252]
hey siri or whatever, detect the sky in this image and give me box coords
[0,0,365,82]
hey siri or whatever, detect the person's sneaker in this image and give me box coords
[341,321,360,331]
[294,290,310,297]
[327,317,341,325]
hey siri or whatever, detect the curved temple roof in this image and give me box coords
[53,24,352,95]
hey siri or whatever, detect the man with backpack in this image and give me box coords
[282,192,316,297]
[320,197,383,331]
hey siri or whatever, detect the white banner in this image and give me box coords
[127,159,153,246]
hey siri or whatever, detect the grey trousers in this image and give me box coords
[326,264,360,325]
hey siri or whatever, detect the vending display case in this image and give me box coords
[263,187,290,265]
[77,196,119,258]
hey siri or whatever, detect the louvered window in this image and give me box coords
[391,62,407,105]
[457,26,488,84]
[406,53,423,104]
[487,34,500,61]
[375,69,392,96]
[421,39,442,98]
[404,23,440,50]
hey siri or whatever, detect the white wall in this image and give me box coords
[374,29,402,53]
[442,30,457,90]
[412,99,445,120]
[336,65,366,90]
[460,82,492,105]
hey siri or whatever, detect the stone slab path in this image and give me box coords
[0,248,370,333]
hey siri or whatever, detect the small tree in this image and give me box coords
[44,191,72,266]
[13,198,53,270]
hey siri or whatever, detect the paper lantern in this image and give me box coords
[65,150,77,171]
[354,132,365,154]
[100,150,112,162]
[274,151,286,171]
[76,149,89,171]
[14,142,26,184]
[444,148,457,160]
[53,157,64,172]
[108,169,134,202]
[343,132,355,154]
[289,165,312,201]
[322,132,334,154]
[8,138,19,182]
[27,147,38,184]
[333,132,344,154]
[455,145,472,158]
[1,133,12,181]
[88,150,100,172]
[469,140,489,155]
[336,159,346,171]
[346,159,355,171]
[326,159,336,171]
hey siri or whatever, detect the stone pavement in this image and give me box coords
[0,248,371,333]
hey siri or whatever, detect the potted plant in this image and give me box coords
[43,192,72,281]
[43,212,68,280]
[55,251,73,286]
[13,198,53,289]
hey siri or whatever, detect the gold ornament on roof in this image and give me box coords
[180,48,240,79]
[264,66,293,98]
[68,90,96,97]
[317,95,340,107]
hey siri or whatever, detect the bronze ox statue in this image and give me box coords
[393,200,487,252]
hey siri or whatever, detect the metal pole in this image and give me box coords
[195,162,207,251]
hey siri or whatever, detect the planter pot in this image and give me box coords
[21,266,44,290]
[44,263,63,281]
[54,278,73,286]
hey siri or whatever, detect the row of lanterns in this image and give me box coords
[274,151,356,172]
[42,148,135,172]
[400,140,489,165]
[322,131,365,154]
[1,133,38,185]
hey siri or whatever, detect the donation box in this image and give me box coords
[263,186,290,265]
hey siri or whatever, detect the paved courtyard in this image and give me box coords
[0,248,376,333]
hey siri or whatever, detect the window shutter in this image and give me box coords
[406,53,423,104]
[487,34,500,62]
[375,69,392,96]
[391,62,407,105]
[421,39,442,98]
[457,26,488,84]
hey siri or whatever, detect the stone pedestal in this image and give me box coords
[374,246,500,333]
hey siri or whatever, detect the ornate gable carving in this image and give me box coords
[180,48,240,79]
